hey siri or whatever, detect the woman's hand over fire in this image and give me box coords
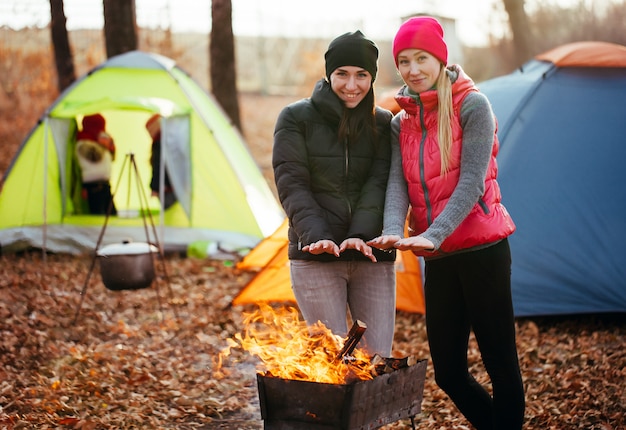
[302,238,378,262]
[339,238,376,262]
[367,234,401,250]
[367,234,435,252]
[302,239,340,257]
[394,236,435,251]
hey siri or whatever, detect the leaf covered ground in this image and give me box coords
[1,92,625,429]
[0,251,624,430]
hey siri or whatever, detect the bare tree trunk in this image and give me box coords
[210,0,241,131]
[103,0,138,58]
[49,0,76,92]
[502,0,533,67]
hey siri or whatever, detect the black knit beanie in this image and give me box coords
[324,30,379,81]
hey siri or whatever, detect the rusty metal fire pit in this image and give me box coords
[256,358,427,430]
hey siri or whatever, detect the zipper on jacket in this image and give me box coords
[478,198,489,214]
[343,136,352,217]
[417,99,433,226]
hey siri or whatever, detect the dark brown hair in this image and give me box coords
[337,86,377,145]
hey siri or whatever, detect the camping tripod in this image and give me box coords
[73,152,178,324]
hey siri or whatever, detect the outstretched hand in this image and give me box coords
[367,234,402,250]
[339,238,376,262]
[302,239,340,257]
[367,234,435,252]
[301,238,377,262]
[393,236,435,252]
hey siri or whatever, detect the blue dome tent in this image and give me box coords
[478,41,626,316]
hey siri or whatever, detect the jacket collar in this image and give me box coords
[311,78,345,125]
[394,65,473,115]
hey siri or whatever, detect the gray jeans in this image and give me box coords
[289,259,396,357]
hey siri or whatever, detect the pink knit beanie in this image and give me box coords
[392,16,448,66]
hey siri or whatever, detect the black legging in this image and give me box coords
[83,181,117,216]
[424,239,525,430]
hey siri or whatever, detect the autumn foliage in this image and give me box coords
[1,247,625,429]
[1,27,625,430]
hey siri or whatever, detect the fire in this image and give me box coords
[220,304,374,384]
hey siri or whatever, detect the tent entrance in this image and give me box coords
[46,110,193,254]
[56,110,192,220]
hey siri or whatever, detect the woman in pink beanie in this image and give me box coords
[368,16,525,429]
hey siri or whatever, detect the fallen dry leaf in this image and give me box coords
[0,250,624,429]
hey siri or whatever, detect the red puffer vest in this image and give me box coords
[395,67,515,256]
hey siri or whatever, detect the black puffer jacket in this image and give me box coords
[273,79,396,262]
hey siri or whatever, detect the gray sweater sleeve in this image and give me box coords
[382,114,409,236]
[382,92,496,248]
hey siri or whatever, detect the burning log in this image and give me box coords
[219,305,374,384]
[370,354,419,376]
[336,320,367,361]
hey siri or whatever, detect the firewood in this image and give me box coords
[370,354,417,376]
[337,320,367,361]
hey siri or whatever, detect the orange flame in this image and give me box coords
[221,304,374,384]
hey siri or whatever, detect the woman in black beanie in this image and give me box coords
[272,30,396,357]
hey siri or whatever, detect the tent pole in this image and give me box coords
[42,116,48,267]
[41,115,57,302]
[158,120,166,248]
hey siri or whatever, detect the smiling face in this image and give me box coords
[329,66,373,109]
[396,49,442,94]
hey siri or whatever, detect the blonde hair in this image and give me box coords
[436,64,453,175]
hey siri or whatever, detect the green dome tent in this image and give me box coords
[0,51,285,254]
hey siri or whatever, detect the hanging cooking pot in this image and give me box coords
[97,241,158,291]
